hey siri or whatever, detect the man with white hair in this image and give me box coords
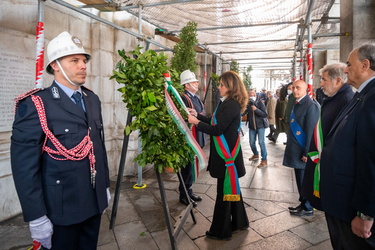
[301,62,354,248]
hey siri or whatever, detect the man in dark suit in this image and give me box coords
[283,80,319,216]
[11,31,110,249]
[301,62,354,249]
[320,44,375,249]
[178,70,205,207]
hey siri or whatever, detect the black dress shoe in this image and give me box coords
[205,231,231,241]
[288,204,302,211]
[289,207,313,216]
[179,197,197,207]
[189,193,202,201]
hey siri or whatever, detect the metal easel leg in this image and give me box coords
[109,112,132,229]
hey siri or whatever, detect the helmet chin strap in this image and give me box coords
[188,83,198,92]
[56,60,79,87]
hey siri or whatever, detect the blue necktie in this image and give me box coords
[72,92,84,110]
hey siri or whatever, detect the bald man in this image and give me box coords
[283,80,320,216]
[320,44,375,249]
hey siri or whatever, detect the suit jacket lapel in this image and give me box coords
[51,82,87,121]
[327,79,375,138]
[82,90,92,121]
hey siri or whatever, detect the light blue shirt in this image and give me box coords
[357,76,375,93]
[55,81,86,111]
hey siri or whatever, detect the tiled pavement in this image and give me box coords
[0,124,333,250]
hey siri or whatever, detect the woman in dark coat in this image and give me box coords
[270,86,288,142]
[188,71,249,240]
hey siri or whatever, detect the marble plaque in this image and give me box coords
[0,30,37,132]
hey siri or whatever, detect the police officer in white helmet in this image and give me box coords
[178,70,206,207]
[11,31,110,249]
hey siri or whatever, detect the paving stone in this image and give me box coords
[114,220,159,250]
[290,215,330,245]
[247,198,286,216]
[250,211,307,238]
[238,231,312,250]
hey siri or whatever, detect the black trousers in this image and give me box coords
[267,124,276,137]
[179,161,193,198]
[325,213,375,250]
[209,178,249,238]
[45,214,101,250]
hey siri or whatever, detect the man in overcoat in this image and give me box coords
[283,80,319,216]
[301,62,354,248]
[11,31,110,249]
[178,69,205,207]
[320,44,375,249]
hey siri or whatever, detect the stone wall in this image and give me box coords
[0,0,219,222]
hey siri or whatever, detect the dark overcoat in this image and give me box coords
[283,95,320,169]
[320,78,375,223]
[275,99,288,133]
[301,84,354,210]
[196,98,245,178]
[11,81,109,226]
[182,90,206,148]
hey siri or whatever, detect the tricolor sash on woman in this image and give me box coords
[211,105,241,201]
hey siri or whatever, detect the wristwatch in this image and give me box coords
[357,211,374,221]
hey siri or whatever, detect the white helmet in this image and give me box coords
[46,31,91,74]
[180,70,198,85]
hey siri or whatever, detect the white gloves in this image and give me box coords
[29,215,53,249]
[107,187,111,205]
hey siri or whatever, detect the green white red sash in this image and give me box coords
[307,114,323,198]
[211,104,241,201]
[163,73,207,180]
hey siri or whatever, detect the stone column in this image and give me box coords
[340,0,375,61]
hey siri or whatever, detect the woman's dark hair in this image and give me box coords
[279,82,291,101]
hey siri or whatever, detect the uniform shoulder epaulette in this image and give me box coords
[14,88,44,102]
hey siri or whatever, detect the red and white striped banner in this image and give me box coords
[307,43,314,98]
[35,22,44,88]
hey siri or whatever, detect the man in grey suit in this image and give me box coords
[283,80,319,216]
[320,44,375,249]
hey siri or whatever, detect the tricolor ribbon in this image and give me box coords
[307,114,323,198]
[163,73,207,179]
[211,105,241,201]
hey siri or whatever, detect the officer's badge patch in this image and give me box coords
[51,87,60,99]
[72,36,83,48]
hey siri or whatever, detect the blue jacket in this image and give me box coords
[283,95,320,169]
